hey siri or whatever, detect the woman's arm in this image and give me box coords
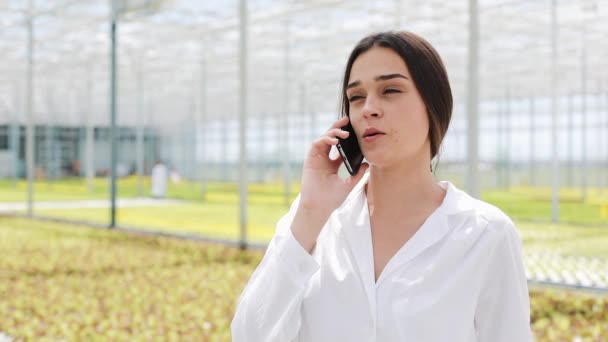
[231,196,326,342]
[232,117,368,341]
[474,220,533,341]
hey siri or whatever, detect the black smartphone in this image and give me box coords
[336,121,364,176]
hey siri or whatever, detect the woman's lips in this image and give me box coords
[363,133,385,142]
[362,127,386,143]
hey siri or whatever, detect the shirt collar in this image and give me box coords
[435,181,478,217]
[340,171,478,219]
[336,172,481,284]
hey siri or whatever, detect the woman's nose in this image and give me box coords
[361,95,382,118]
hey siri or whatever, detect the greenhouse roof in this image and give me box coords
[1,0,607,128]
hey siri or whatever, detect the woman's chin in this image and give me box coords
[365,154,419,171]
[364,156,391,169]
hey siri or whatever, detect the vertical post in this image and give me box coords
[550,0,559,223]
[11,85,22,186]
[529,96,535,186]
[309,92,317,143]
[466,0,480,198]
[109,9,118,228]
[221,118,228,181]
[604,84,608,190]
[580,23,588,202]
[10,124,20,182]
[282,19,292,206]
[605,87,608,190]
[136,65,145,196]
[86,65,95,193]
[257,116,265,182]
[200,40,207,199]
[187,101,196,180]
[567,93,573,187]
[496,102,502,188]
[300,82,307,145]
[595,83,601,189]
[238,0,248,249]
[52,87,62,182]
[26,0,35,217]
[44,84,55,184]
[600,87,608,188]
[300,83,308,182]
[45,124,54,182]
[505,87,511,189]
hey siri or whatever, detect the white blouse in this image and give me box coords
[231,174,533,342]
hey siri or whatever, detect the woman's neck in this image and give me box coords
[365,157,444,216]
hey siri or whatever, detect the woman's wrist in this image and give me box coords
[290,205,332,253]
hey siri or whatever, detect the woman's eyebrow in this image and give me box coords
[374,73,409,81]
[347,73,409,90]
[346,81,361,90]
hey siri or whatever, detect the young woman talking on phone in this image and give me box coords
[231,31,532,342]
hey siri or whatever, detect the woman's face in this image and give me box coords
[346,46,430,169]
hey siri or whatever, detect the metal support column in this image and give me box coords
[505,87,511,189]
[199,40,208,199]
[109,10,118,228]
[238,0,249,249]
[580,24,588,202]
[136,66,145,196]
[25,0,35,217]
[282,19,292,206]
[567,94,573,187]
[550,0,560,223]
[466,0,480,198]
[86,66,95,193]
[529,96,535,186]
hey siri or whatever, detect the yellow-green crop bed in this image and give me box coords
[1,218,607,341]
[0,217,259,341]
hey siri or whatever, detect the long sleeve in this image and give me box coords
[474,220,533,341]
[231,195,321,342]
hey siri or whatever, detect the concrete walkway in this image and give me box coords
[0,197,186,212]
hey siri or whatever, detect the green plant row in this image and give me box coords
[1,177,607,225]
[0,218,606,341]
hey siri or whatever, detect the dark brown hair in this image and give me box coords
[340,31,453,160]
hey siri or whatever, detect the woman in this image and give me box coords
[231,31,532,342]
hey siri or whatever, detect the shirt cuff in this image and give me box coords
[274,226,320,287]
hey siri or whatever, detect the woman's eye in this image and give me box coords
[384,88,401,94]
[348,95,364,102]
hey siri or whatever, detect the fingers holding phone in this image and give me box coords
[305,116,349,172]
[336,120,364,176]
[299,117,368,213]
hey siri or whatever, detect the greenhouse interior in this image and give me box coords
[0,0,607,340]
